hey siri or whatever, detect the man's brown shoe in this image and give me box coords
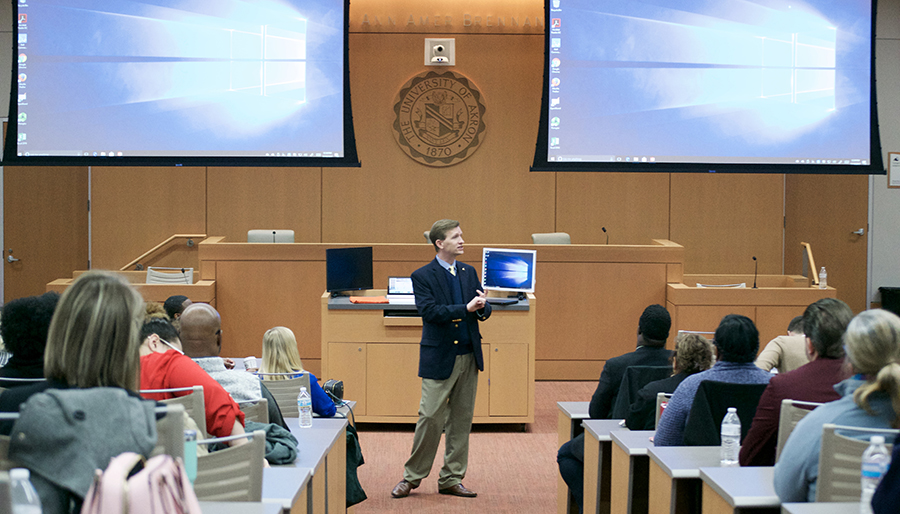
[391,480,418,498]
[438,483,477,497]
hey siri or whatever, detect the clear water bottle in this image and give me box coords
[298,386,313,428]
[10,468,42,514]
[860,435,891,514]
[819,266,827,289]
[720,407,741,467]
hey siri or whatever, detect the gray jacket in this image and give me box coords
[9,387,158,514]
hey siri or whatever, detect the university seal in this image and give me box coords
[392,71,486,167]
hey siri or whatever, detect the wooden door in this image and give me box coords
[785,174,868,313]
[3,166,88,302]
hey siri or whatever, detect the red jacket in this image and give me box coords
[140,350,245,438]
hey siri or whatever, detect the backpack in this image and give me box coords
[80,452,202,514]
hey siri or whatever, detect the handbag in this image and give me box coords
[80,452,202,514]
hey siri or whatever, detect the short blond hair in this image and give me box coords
[429,219,460,252]
[261,326,305,381]
[44,271,144,391]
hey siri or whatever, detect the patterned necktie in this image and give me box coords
[449,265,457,276]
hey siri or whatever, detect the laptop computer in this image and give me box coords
[386,277,416,305]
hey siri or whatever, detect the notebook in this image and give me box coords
[386,277,416,305]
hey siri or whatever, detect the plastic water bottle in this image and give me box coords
[10,468,42,514]
[819,266,828,289]
[860,435,891,514]
[183,429,198,484]
[720,407,741,467]
[298,386,313,428]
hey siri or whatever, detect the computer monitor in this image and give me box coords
[481,248,537,295]
[326,247,373,294]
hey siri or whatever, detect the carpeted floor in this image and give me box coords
[352,380,596,514]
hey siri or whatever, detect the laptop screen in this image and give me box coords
[388,277,414,295]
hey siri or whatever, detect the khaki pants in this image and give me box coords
[403,353,478,489]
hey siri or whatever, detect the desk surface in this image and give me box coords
[557,401,590,420]
[648,446,721,478]
[327,294,530,311]
[699,466,778,508]
[611,430,655,456]
[780,502,860,513]
[583,419,628,441]
[261,467,313,511]
[200,501,283,514]
[283,417,348,471]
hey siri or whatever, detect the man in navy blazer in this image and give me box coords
[392,219,491,499]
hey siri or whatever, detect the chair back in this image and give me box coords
[611,366,673,419]
[247,229,294,243]
[142,385,207,438]
[816,424,899,502]
[146,266,193,284]
[0,470,11,514]
[238,398,270,424]
[193,430,266,502]
[259,374,311,417]
[423,230,431,243]
[150,403,185,460]
[0,378,46,390]
[531,232,571,244]
[682,380,768,446]
[655,392,672,429]
[775,399,822,462]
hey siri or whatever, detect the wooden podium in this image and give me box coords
[321,290,536,424]
[667,274,836,345]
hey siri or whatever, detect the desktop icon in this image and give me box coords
[18,14,26,23]
[553,0,561,7]
[18,53,26,63]
[550,117,560,127]
[550,137,559,146]
[18,113,26,122]
[19,0,26,4]
[551,18,561,28]
[18,34,27,44]
[551,77,560,87]
[17,133,26,142]
[550,98,560,107]
[551,38,561,49]
[18,73,26,82]
[18,93,25,103]
[551,58,561,68]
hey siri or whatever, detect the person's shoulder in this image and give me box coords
[412,259,438,276]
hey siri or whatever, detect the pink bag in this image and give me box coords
[80,452,202,514]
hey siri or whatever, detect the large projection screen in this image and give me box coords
[532,0,883,174]
[4,0,358,167]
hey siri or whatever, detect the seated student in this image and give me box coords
[589,304,674,419]
[775,309,900,503]
[624,332,714,430]
[654,314,773,446]
[0,291,60,383]
[557,304,672,512]
[178,303,288,428]
[163,294,192,320]
[740,298,852,466]
[0,271,159,514]
[755,315,808,373]
[261,326,336,417]
[139,317,247,443]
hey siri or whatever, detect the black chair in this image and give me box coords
[610,365,673,420]
[682,380,768,446]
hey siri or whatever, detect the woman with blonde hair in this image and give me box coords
[261,326,336,417]
[0,271,159,514]
[775,309,900,503]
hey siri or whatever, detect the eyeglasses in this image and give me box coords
[159,338,184,355]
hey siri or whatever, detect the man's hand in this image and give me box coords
[467,290,487,312]
[223,358,236,370]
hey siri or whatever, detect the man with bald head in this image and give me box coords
[178,304,285,421]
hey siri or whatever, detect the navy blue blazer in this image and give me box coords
[411,258,491,380]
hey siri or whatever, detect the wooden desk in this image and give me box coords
[201,501,284,514]
[283,417,348,514]
[780,503,860,514]
[321,291,535,424]
[610,430,656,514]
[667,275,835,346]
[583,419,629,514]
[558,401,591,514]
[262,467,313,514]
[699,467,779,514]
[647,446,721,514]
